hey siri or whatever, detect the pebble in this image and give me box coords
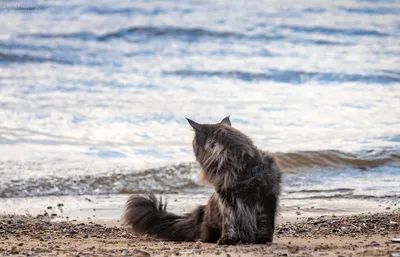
[10,246,18,254]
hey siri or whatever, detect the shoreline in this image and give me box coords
[0,211,399,256]
[0,192,398,223]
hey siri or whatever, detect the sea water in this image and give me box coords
[0,0,399,219]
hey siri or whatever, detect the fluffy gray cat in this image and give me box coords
[123,116,282,244]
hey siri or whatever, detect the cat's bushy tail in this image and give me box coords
[123,194,204,241]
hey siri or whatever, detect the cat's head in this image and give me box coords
[185,116,255,175]
[186,116,230,161]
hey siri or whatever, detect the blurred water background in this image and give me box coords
[0,0,399,217]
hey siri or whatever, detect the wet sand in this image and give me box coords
[1,211,399,257]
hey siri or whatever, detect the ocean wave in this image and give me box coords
[19,26,284,43]
[20,26,352,46]
[0,163,201,198]
[0,150,398,198]
[275,150,399,170]
[97,26,285,42]
[339,7,400,15]
[0,52,74,65]
[19,32,96,41]
[164,69,400,84]
[279,25,390,37]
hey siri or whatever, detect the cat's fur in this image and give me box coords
[123,116,282,244]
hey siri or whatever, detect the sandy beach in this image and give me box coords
[1,210,399,257]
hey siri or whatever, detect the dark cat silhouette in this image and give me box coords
[123,116,282,244]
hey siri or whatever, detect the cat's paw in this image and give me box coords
[254,235,273,244]
[217,235,239,245]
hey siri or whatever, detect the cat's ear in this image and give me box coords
[186,117,202,131]
[220,115,231,126]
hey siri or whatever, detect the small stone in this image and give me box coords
[132,249,150,257]
[83,234,89,238]
[47,206,52,210]
[10,246,18,254]
[370,241,380,246]
[392,238,400,243]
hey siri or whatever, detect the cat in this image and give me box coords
[123,116,282,244]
